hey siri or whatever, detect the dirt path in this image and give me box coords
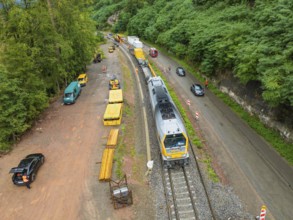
[0,42,154,220]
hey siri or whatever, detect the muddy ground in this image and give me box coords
[0,43,154,220]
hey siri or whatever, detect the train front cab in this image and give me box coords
[160,133,189,168]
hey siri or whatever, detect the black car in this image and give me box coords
[93,53,102,63]
[176,67,186,76]
[190,84,205,96]
[9,153,45,186]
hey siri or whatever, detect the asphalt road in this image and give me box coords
[144,45,293,219]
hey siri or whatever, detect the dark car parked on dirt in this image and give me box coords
[176,67,186,76]
[190,84,205,96]
[9,153,45,186]
[94,53,102,63]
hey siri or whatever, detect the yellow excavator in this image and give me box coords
[109,75,120,90]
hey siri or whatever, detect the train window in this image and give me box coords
[164,134,186,148]
[152,88,155,95]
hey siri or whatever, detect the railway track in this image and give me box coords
[162,144,216,220]
[118,38,216,219]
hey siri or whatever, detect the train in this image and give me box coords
[129,42,189,168]
[147,76,189,168]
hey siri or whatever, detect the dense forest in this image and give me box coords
[1,0,292,151]
[93,0,293,108]
[0,0,100,151]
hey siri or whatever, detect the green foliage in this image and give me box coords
[95,0,293,107]
[112,11,131,32]
[0,66,48,151]
[93,2,123,29]
[0,0,98,151]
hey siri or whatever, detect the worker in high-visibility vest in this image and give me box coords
[205,78,209,88]
[22,175,31,189]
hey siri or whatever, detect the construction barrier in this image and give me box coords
[258,205,267,220]
[107,129,119,147]
[99,148,115,181]
[195,111,199,120]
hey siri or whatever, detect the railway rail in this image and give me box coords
[162,146,217,220]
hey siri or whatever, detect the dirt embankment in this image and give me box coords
[217,72,293,142]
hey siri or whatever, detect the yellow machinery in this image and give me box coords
[99,148,115,181]
[99,129,119,181]
[108,89,123,104]
[106,129,119,147]
[103,103,123,126]
[109,75,120,90]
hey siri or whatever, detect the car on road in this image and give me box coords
[190,83,205,96]
[9,153,45,186]
[176,67,186,76]
[149,48,158,58]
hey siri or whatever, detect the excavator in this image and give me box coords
[109,75,120,90]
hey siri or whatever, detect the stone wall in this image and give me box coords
[215,73,293,143]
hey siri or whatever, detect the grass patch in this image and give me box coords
[130,145,136,157]
[123,101,132,117]
[114,52,136,179]
[114,123,126,178]
[203,157,219,183]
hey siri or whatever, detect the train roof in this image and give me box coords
[147,77,186,134]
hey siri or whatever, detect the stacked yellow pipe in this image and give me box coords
[99,148,115,181]
[107,129,119,147]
